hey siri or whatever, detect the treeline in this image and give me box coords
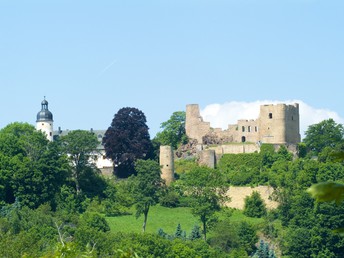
[210,119,344,257]
[0,111,343,257]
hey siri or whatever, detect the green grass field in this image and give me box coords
[105,205,264,236]
[106,206,198,235]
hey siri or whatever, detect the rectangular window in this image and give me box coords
[255,126,258,132]
[242,126,245,132]
[248,126,251,132]
[269,113,273,119]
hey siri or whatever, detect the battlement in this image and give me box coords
[185,103,300,147]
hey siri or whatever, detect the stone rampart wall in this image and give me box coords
[225,186,278,210]
[208,143,260,155]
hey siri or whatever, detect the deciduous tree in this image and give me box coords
[179,167,229,240]
[154,111,188,150]
[0,123,68,208]
[59,130,100,195]
[103,107,153,178]
[303,119,344,156]
[131,159,164,232]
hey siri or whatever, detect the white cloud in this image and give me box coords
[200,100,344,139]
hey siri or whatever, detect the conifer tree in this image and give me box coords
[189,225,202,240]
[243,191,267,218]
[175,223,183,238]
[158,228,167,238]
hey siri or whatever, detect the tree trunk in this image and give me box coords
[142,205,149,233]
[203,220,207,241]
[75,159,81,195]
[75,171,81,195]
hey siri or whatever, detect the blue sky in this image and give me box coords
[1,0,343,138]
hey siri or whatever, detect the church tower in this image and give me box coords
[36,97,54,141]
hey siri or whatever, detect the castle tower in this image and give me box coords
[258,103,300,144]
[36,97,54,141]
[185,104,211,143]
[159,146,174,186]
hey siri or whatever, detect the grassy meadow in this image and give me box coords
[105,205,264,236]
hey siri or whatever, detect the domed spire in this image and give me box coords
[36,96,53,122]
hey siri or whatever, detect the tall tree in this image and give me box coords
[303,119,344,156]
[103,107,153,178]
[0,123,68,208]
[154,111,188,150]
[180,166,229,240]
[131,159,164,232]
[59,130,99,195]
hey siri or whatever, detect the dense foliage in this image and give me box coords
[243,191,267,218]
[0,123,69,208]
[153,111,188,150]
[177,166,229,240]
[131,159,164,232]
[1,118,344,257]
[59,130,101,195]
[303,118,344,156]
[103,107,153,178]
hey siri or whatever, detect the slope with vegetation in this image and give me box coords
[0,110,343,257]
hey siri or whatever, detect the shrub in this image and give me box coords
[159,191,180,208]
[243,191,267,218]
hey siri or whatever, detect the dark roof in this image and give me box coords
[36,109,53,122]
[36,99,53,122]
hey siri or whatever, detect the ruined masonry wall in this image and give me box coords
[185,104,211,143]
[226,186,278,210]
[186,103,300,146]
[198,149,216,168]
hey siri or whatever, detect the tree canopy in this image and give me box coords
[178,166,229,240]
[243,191,267,218]
[103,107,153,178]
[59,130,100,195]
[303,118,344,156]
[0,122,68,208]
[153,111,188,150]
[131,159,164,232]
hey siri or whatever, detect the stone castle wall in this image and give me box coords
[208,143,260,155]
[185,104,212,143]
[185,103,300,146]
[198,149,216,168]
[226,186,278,210]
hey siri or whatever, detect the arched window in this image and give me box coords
[242,126,245,132]
[241,136,246,142]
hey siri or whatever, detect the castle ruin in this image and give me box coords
[184,103,300,161]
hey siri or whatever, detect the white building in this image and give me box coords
[36,97,54,141]
[36,98,114,176]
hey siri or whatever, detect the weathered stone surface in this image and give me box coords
[185,103,301,146]
[160,146,175,186]
[225,186,278,210]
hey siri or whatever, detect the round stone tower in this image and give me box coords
[36,97,54,141]
[159,145,174,186]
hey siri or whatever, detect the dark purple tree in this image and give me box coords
[103,107,153,178]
